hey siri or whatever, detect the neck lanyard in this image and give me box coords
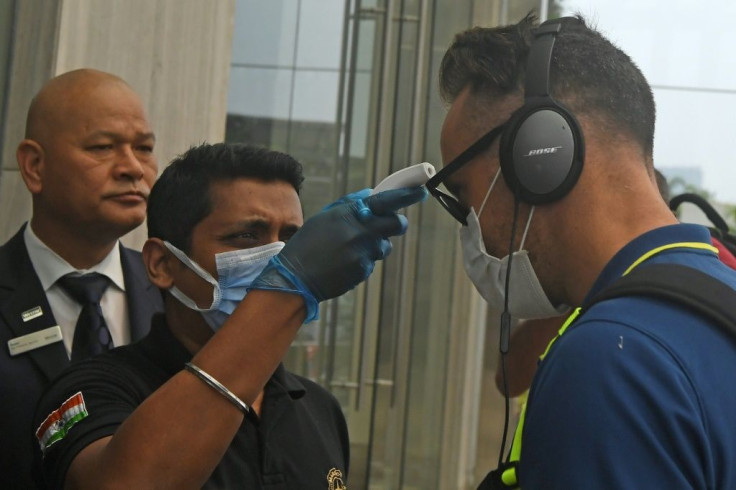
[542,241,717,360]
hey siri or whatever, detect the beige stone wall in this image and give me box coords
[0,0,61,245]
[0,0,235,249]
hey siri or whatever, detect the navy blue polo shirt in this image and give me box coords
[33,315,350,489]
[519,224,736,489]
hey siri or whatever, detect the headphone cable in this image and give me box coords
[497,195,520,468]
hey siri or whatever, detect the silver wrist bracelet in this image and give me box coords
[184,362,250,415]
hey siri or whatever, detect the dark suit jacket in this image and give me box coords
[0,225,164,489]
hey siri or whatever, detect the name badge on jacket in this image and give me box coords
[8,326,63,356]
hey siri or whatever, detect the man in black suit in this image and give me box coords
[0,69,164,488]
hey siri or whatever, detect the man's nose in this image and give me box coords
[114,146,145,180]
[266,231,282,244]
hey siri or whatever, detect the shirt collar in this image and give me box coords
[269,364,307,400]
[584,223,715,304]
[24,222,126,291]
[140,314,194,372]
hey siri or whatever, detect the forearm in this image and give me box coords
[66,291,306,489]
[191,290,306,404]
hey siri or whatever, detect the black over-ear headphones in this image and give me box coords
[499,17,585,205]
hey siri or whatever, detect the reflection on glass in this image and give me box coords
[225,0,515,488]
[228,67,293,120]
[226,0,362,417]
[231,0,299,66]
[292,70,340,122]
[366,0,421,488]
[296,0,346,69]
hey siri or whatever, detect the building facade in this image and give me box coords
[0,1,540,488]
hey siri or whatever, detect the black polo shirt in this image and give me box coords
[34,314,350,489]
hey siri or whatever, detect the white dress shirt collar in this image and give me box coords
[23,223,126,292]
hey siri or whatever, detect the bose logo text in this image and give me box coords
[523,146,562,157]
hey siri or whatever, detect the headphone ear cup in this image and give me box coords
[500,100,584,205]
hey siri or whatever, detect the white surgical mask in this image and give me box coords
[459,169,569,319]
[164,241,285,330]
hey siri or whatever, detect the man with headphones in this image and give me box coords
[428,14,736,489]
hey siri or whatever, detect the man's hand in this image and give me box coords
[250,186,428,320]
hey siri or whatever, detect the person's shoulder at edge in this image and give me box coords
[522,309,711,489]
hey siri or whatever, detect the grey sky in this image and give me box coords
[559,0,736,203]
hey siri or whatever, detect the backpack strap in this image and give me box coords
[669,193,731,233]
[586,263,736,341]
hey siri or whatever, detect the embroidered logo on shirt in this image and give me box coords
[327,467,347,489]
[35,392,89,453]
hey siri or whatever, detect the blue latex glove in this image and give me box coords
[321,188,372,210]
[249,186,428,322]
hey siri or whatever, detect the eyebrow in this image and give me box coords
[86,130,156,142]
[222,218,302,234]
[223,218,269,234]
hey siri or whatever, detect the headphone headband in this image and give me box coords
[499,16,585,205]
[525,21,562,98]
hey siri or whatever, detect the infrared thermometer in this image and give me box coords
[371,162,436,195]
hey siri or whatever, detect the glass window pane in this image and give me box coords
[227,66,293,120]
[226,1,519,489]
[231,0,298,66]
[291,70,340,122]
[296,0,346,69]
[348,71,372,160]
[355,16,376,73]
[559,0,736,216]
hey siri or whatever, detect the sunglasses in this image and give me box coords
[426,123,506,225]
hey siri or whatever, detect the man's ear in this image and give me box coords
[17,139,45,194]
[142,238,175,289]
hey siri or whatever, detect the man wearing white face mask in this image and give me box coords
[163,239,287,330]
[428,15,736,490]
[459,166,569,320]
[33,142,428,488]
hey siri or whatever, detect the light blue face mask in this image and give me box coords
[164,241,285,331]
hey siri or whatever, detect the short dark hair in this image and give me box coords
[147,143,304,252]
[439,14,656,158]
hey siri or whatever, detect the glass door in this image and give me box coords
[225,1,528,488]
